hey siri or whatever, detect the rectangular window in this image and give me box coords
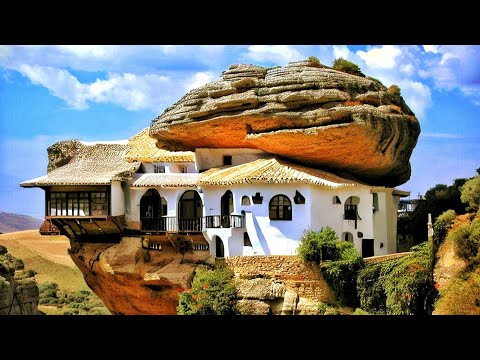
[180,166,187,173]
[154,165,165,173]
[223,155,232,166]
[372,193,379,212]
[79,193,89,216]
[49,191,107,216]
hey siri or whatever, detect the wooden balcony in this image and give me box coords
[204,215,245,229]
[46,215,124,242]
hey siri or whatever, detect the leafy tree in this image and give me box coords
[460,176,480,212]
[405,179,468,245]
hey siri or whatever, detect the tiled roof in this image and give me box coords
[198,157,365,188]
[125,128,195,163]
[20,144,140,187]
[130,173,201,188]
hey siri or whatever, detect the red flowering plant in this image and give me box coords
[177,266,238,315]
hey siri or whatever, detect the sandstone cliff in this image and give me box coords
[70,238,336,315]
[0,245,40,315]
[150,60,420,187]
[69,236,211,315]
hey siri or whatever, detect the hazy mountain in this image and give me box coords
[0,211,43,233]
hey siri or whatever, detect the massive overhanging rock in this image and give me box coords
[150,60,420,187]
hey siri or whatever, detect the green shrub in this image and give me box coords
[297,228,364,307]
[332,57,365,77]
[321,241,364,307]
[357,242,436,315]
[307,56,321,67]
[177,266,238,315]
[353,308,369,315]
[357,264,387,314]
[318,302,328,314]
[39,282,59,300]
[434,209,456,249]
[460,176,480,212]
[297,227,340,263]
[388,84,401,95]
[452,219,480,262]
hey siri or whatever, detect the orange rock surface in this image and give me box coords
[150,60,420,186]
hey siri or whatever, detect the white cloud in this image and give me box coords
[357,45,402,69]
[185,72,216,92]
[422,133,463,139]
[332,45,353,60]
[18,64,88,109]
[244,45,304,64]
[15,64,178,111]
[56,45,118,59]
[422,45,440,53]
[397,79,432,119]
[400,63,415,76]
[0,45,11,58]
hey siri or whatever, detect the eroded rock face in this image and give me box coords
[47,140,82,172]
[0,245,40,315]
[150,60,420,186]
[69,237,211,315]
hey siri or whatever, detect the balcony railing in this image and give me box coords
[140,215,245,232]
[204,215,245,229]
[344,205,361,229]
[140,216,203,233]
[141,216,178,232]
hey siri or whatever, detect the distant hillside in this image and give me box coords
[0,211,43,233]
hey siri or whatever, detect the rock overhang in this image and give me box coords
[149,60,420,187]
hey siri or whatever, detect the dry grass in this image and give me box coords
[434,266,480,315]
[433,213,480,315]
[0,230,88,292]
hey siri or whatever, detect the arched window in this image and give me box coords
[241,196,251,206]
[269,195,292,221]
[333,196,341,204]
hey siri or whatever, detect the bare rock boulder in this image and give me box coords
[150,60,420,186]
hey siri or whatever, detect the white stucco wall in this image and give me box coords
[142,162,196,174]
[310,186,377,256]
[111,181,125,216]
[195,148,268,171]
[202,183,312,256]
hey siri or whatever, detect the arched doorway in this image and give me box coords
[342,231,354,242]
[215,236,225,258]
[140,189,167,231]
[221,190,234,227]
[178,190,203,231]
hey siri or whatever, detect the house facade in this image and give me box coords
[21,128,409,258]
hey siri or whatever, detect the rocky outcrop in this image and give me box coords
[226,255,336,315]
[0,245,40,315]
[47,140,82,172]
[150,60,420,186]
[69,236,211,315]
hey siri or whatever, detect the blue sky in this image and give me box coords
[1,45,479,219]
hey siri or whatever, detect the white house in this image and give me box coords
[21,128,409,258]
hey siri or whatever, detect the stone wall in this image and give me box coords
[224,255,336,315]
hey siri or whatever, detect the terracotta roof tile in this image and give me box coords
[130,173,201,188]
[21,143,140,187]
[125,128,194,163]
[198,158,365,188]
